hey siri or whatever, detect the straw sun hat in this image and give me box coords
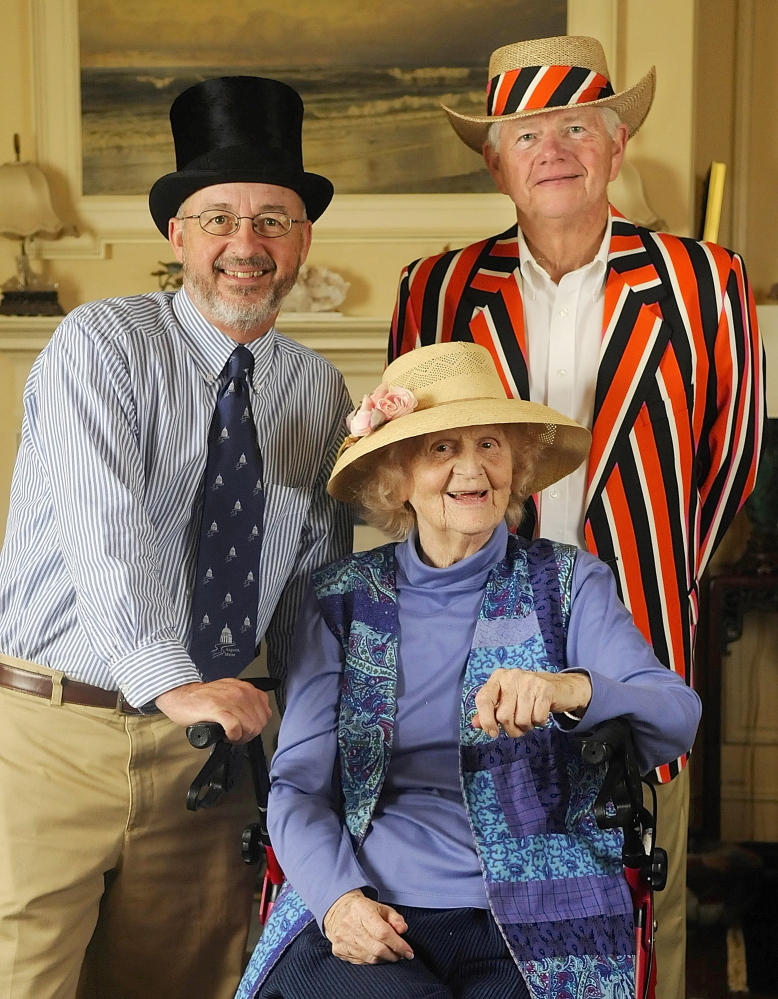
[443,35,655,152]
[327,342,591,504]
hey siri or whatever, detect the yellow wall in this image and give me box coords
[618,0,697,237]
[693,0,738,247]
[744,0,778,298]
[0,0,34,290]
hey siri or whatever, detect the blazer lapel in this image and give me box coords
[464,226,531,401]
[585,215,672,518]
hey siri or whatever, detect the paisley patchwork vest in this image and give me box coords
[238,535,635,999]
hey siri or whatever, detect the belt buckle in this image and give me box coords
[117,690,139,715]
[117,691,159,716]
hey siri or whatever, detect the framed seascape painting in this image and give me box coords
[31,0,593,249]
[78,0,566,199]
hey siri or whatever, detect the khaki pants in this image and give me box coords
[0,684,257,999]
[647,765,690,999]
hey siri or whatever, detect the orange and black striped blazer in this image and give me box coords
[389,211,765,781]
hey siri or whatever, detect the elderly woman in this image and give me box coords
[238,342,701,999]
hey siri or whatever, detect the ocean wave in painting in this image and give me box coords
[81,66,496,195]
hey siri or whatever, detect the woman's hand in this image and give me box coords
[323,889,414,964]
[472,669,592,737]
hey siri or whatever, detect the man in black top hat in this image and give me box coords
[148,75,334,358]
[0,77,352,999]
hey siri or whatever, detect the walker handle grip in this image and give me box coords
[185,677,280,749]
[187,721,224,749]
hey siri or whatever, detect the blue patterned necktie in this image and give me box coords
[190,345,264,681]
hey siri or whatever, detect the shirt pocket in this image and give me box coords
[259,484,313,589]
[263,483,312,533]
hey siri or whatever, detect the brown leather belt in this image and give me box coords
[0,660,144,714]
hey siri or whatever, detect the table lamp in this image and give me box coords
[0,135,70,316]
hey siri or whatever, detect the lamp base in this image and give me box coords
[0,289,64,317]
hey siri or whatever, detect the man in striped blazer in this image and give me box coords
[390,35,764,999]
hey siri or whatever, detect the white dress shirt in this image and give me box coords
[518,218,611,548]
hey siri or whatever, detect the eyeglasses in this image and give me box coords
[179,210,306,238]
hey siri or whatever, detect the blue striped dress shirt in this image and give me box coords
[0,289,353,707]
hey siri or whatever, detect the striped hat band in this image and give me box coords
[487,66,615,117]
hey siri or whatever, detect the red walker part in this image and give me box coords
[259,845,285,925]
[626,866,657,999]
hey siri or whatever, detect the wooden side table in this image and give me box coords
[696,573,778,838]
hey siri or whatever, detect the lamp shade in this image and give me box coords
[0,161,65,239]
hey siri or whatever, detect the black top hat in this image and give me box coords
[148,76,334,236]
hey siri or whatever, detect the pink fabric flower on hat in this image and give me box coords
[346,394,386,436]
[373,386,417,421]
[345,383,417,438]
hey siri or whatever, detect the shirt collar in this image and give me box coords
[517,214,612,303]
[171,287,276,391]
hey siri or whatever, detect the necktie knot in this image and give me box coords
[224,345,255,386]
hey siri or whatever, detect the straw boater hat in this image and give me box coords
[443,35,655,152]
[327,342,591,504]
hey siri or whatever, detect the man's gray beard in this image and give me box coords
[183,254,300,335]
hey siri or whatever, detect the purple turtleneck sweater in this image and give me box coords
[267,524,700,927]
